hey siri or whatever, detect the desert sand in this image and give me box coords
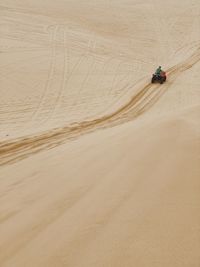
[0,0,200,266]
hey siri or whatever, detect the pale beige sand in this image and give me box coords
[0,1,200,266]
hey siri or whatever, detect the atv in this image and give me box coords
[151,72,166,84]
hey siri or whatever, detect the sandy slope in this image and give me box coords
[0,0,200,266]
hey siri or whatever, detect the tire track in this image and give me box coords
[0,46,200,166]
[35,25,98,124]
[38,25,69,123]
[64,33,97,115]
[93,60,139,118]
[29,25,58,122]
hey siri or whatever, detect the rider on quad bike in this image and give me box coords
[152,66,166,84]
[155,66,162,76]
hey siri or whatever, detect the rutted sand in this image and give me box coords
[0,1,200,266]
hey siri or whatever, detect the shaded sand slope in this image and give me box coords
[0,0,200,266]
[0,106,199,267]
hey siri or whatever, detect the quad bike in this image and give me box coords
[151,72,166,84]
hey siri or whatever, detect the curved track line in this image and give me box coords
[0,47,200,166]
[36,25,98,124]
[30,25,58,121]
[90,60,135,118]
[39,25,69,123]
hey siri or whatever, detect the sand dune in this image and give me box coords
[0,1,200,266]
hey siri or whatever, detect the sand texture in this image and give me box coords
[0,0,200,266]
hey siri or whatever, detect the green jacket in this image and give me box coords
[155,67,162,75]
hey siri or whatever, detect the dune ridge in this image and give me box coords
[1,45,200,166]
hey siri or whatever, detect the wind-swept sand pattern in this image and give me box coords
[0,1,200,266]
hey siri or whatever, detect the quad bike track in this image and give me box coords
[0,46,200,166]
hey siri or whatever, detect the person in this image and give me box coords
[155,66,162,76]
